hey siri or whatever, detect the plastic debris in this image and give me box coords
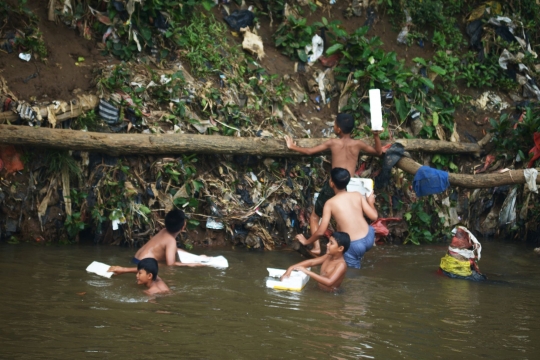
[206,217,225,230]
[98,99,120,125]
[397,9,412,45]
[224,9,254,31]
[305,34,324,65]
[240,27,265,59]
[499,187,517,227]
[523,169,538,193]
[471,91,509,112]
[0,146,24,174]
[528,132,540,168]
[18,53,31,62]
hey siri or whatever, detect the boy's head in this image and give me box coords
[137,258,158,285]
[329,231,350,254]
[334,113,354,135]
[165,209,186,234]
[330,167,351,190]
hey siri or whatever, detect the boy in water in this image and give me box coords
[108,209,207,275]
[281,231,350,292]
[285,113,382,254]
[296,168,377,269]
[136,258,170,295]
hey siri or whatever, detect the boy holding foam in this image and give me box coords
[285,113,382,254]
[281,232,350,292]
[108,209,207,275]
[136,258,170,295]
[296,168,377,269]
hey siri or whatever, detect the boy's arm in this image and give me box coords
[296,203,332,245]
[108,266,137,275]
[357,131,382,156]
[280,256,327,280]
[295,261,347,287]
[285,136,333,156]
[361,193,378,221]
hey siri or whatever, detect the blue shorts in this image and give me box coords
[344,226,375,269]
[131,257,141,265]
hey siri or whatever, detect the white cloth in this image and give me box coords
[451,226,482,260]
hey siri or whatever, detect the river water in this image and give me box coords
[1,241,539,359]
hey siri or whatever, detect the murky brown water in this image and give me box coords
[1,241,539,359]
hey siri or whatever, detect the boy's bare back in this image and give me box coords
[134,229,175,263]
[324,191,377,240]
[327,137,379,176]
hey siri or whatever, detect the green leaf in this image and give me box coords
[404,212,412,221]
[297,49,308,62]
[419,77,435,90]
[432,111,439,126]
[395,97,410,121]
[413,57,427,66]
[430,65,447,75]
[322,17,328,26]
[449,162,458,171]
[418,211,431,224]
[326,43,344,55]
[140,205,151,214]
[201,0,215,11]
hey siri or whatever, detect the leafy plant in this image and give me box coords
[404,198,446,244]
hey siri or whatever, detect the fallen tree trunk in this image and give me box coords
[3,125,533,188]
[0,125,481,156]
[397,157,540,187]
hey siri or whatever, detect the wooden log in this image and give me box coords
[0,125,482,156]
[397,157,540,187]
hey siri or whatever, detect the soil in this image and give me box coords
[0,0,107,101]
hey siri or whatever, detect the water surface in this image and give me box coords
[1,242,539,359]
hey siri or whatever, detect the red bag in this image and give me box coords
[528,132,540,168]
[372,217,402,241]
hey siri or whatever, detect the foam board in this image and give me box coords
[177,251,229,269]
[86,261,114,278]
[369,89,383,131]
[347,178,374,196]
[266,267,310,291]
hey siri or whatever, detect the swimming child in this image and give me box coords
[136,258,170,295]
[285,113,382,254]
[108,209,207,275]
[281,231,350,292]
[295,167,377,269]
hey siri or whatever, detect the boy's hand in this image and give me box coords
[293,266,308,273]
[280,268,293,281]
[295,234,308,245]
[367,192,376,206]
[284,135,296,149]
[372,130,382,137]
[107,266,122,275]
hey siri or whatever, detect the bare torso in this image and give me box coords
[145,278,170,295]
[327,191,369,240]
[134,229,174,262]
[328,138,364,176]
[318,257,346,291]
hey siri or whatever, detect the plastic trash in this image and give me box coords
[241,27,265,59]
[224,10,254,31]
[206,217,225,230]
[412,166,450,197]
[0,146,24,174]
[523,169,538,194]
[498,187,517,227]
[177,251,229,269]
[266,268,310,291]
[346,178,374,196]
[86,261,114,278]
[98,99,120,124]
[369,89,383,131]
[19,53,31,62]
[528,132,540,168]
[305,34,324,65]
[397,9,412,45]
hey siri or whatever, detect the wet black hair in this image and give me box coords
[137,258,158,281]
[335,113,354,134]
[332,231,350,253]
[165,209,185,233]
[330,167,351,190]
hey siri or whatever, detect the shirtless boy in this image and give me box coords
[136,258,170,295]
[280,231,350,292]
[108,209,207,275]
[285,113,382,254]
[296,167,377,269]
